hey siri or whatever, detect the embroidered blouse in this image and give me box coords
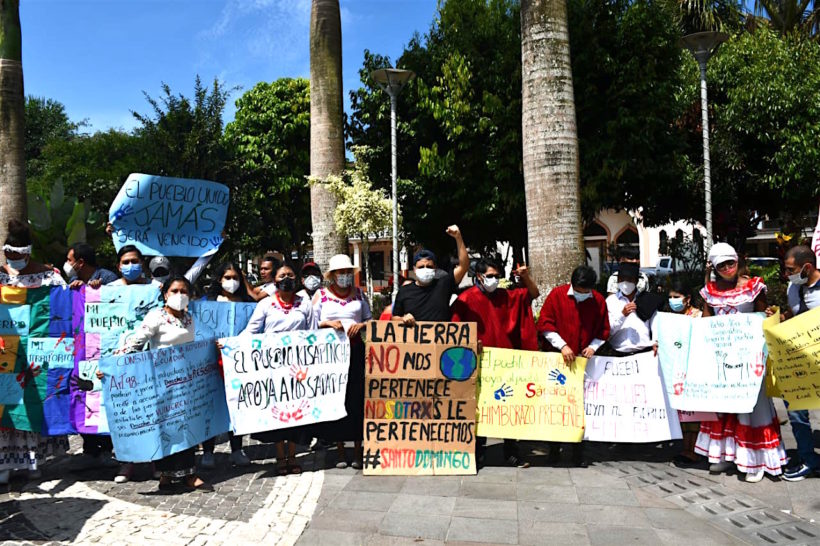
[313,287,372,333]
[121,307,195,352]
[700,277,766,315]
[0,268,66,288]
[242,293,317,334]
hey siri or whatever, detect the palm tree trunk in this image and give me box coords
[309,0,347,270]
[520,0,584,304]
[0,0,26,248]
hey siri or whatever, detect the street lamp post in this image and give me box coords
[680,31,727,249]
[370,68,415,301]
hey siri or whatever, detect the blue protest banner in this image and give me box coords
[99,339,230,462]
[0,374,23,405]
[189,301,257,342]
[108,173,229,257]
[0,304,30,336]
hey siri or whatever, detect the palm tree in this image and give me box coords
[309,0,347,269]
[0,0,27,246]
[752,0,819,37]
[520,0,584,302]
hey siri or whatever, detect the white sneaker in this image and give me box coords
[230,450,251,467]
[709,461,733,473]
[114,463,133,483]
[745,469,765,483]
[200,452,216,469]
[0,470,9,485]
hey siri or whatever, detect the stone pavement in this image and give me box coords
[0,405,818,546]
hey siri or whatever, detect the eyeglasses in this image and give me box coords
[715,261,737,271]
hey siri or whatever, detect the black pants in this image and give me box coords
[81,434,113,457]
[547,441,584,463]
[202,433,243,453]
[476,437,520,460]
[155,447,196,478]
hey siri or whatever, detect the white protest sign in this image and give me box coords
[219,329,350,435]
[583,353,682,442]
[656,312,767,413]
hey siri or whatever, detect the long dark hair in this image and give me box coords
[5,219,31,247]
[206,262,254,302]
[161,275,192,298]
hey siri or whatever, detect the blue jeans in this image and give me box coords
[788,410,819,469]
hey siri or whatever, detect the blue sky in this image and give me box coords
[21,0,439,132]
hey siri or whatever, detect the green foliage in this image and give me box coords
[679,28,820,248]
[25,96,82,193]
[26,179,99,267]
[223,78,311,257]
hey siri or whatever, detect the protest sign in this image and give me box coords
[678,411,717,422]
[0,286,75,434]
[763,306,820,410]
[655,312,767,413]
[364,321,479,476]
[100,339,230,462]
[71,285,162,434]
[189,301,256,341]
[583,353,682,442]
[219,329,350,435]
[476,348,584,442]
[108,173,229,257]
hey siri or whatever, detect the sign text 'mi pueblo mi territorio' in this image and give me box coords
[364,321,479,476]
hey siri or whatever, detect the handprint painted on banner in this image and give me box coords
[16,362,42,389]
[493,383,513,401]
[110,204,134,222]
[272,400,310,423]
[289,364,307,382]
[548,369,567,385]
[209,235,224,248]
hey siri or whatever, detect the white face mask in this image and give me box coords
[63,261,77,279]
[303,275,322,291]
[481,276,499,293]
[222,279,240,294]
[415,267,436,285]
[166,293,189,311]
[788,266,809,286]
[335,273,354,288]
[618,281,636,295]
[573,290,592,302]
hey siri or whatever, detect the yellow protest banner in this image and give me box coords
[476,348,585,442]
[763,306,820,410]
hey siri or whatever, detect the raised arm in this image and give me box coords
[447,225,469,284]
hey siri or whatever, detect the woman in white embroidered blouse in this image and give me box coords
[115,275,213,491]
[0,220,68,486]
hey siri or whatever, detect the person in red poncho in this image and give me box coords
[451,256,540,468]
[536,265,610,467]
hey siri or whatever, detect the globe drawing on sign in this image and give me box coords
[440,347,477,381]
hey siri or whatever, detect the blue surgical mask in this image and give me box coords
[668,297,685,312]
[121,263,143,281]
[7,257,28,271]
[573,290,592,302]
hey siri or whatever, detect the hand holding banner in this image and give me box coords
[764,306,820,410]
[109,173,229,257]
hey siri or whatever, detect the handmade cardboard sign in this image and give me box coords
[476,348,585,442]
[764,307,820,410]
[364,321,479,476]
[655,312,767,413]
[583,353,682,442]
[108,173,229,257]
[219,329,350,435]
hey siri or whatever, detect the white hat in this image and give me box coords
[149,256,171,273]
[325,254,357,275]
[708,242,738,267]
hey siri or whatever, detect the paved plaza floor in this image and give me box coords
[1,406,818,546]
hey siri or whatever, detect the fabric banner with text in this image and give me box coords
[219,329,350,435]
[583,353,682,442]
[763,306,820,410]
[476,348,585,442]
[108,173,229,257]
[100,339,230,462]
[364,321,479,476]
[655,312,767,413]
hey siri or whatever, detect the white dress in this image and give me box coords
[0,268,69,471]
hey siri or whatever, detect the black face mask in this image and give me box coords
[275,277,296,293]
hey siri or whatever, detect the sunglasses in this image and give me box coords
[715,261,737,271]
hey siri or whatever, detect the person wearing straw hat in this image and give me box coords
[694,242,786,483]
[312,254,372,468]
